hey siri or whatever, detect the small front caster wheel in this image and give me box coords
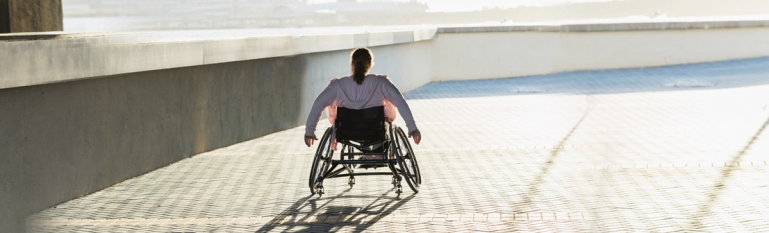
[348,177,356,188]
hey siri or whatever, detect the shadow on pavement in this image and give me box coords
[253,188,415,233]
[688,114,769,229]
[406,57,769,100]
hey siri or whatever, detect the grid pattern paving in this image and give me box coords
[27,57,769,232]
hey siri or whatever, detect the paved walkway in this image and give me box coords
[28,58,769,232]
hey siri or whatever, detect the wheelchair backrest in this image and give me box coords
[335,106,386,141]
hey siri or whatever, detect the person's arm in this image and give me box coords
[304,82,336,146]
[381,76,421,144]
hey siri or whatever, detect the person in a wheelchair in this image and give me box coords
[303,47,422,153]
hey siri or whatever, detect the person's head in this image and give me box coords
[350,48,374,85]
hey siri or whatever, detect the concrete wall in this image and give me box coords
[5,19,769,88]
[0,41,432,233]
[1,0,63,33]
[432,24,769,81]
[0,27,437,89]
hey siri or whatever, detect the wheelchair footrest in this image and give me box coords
[329,172,394,178]
[358,163,388,169]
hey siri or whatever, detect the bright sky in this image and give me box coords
[421,0,614,12]
[307,0,614,12]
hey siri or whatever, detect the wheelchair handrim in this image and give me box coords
[397,127,421,185]
[394,126,420,192]
[309,127,333,194]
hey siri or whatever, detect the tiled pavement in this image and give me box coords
[27,57,769,232]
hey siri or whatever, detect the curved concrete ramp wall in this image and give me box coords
[433,20,769,81]
[0,27,437,89]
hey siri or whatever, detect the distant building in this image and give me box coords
[60,0,428,30]
[64,0,426,17]
[62,0,311,17]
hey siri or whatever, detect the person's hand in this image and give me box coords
[408,129,421,145]
[304,135,318,147]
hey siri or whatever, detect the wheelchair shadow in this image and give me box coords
[253,187,415,233]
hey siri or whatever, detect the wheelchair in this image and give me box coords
[309,106,421,197]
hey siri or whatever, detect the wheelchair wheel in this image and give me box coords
[309,127,333,195]
[394,126,421,193]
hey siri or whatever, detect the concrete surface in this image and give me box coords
[0,41,433,232]
[25,57,769,232]
[1,0,62,33]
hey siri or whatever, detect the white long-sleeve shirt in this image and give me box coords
[305,74,418,137]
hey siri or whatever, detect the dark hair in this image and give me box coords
[351,48,373,85]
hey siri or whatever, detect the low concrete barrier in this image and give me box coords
[0,27,437,89]
[432,17,769,81]
[2,17,769,232]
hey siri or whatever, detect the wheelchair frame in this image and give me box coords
[309,123,421,197]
